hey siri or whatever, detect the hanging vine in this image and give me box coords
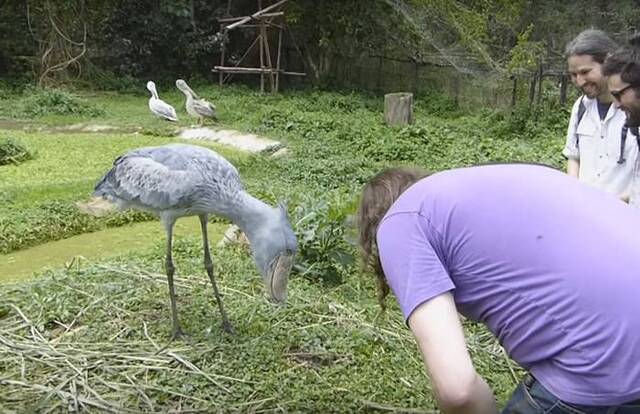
[26,1,87,87]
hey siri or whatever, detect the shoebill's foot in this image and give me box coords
[221,319,234,335]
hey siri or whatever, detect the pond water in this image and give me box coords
[0,217,226,283]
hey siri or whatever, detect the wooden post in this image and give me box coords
[384,93,414,126]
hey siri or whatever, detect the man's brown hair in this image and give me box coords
[603,33,640,86]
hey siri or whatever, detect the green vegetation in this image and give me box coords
[0,83,568,254]
[0,129,249,254]
[0,0,629,409]
[15,87,106,118]
[0,217,225,283]
[0,136,34,166]
[0,84,556,411]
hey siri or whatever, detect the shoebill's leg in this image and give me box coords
[199,214,233,334]
[163,217,184,339]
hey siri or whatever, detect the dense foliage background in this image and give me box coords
[2,0,640,99]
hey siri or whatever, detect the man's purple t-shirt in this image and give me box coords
[376,164,640,405]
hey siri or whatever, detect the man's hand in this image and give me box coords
[566,158,580,178]
[408,293,498,414]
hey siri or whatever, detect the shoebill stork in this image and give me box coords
[94,143,297,336]
[146,81,178,122]
[175,79,217,125]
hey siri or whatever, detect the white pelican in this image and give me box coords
[146,81,178,122]
[176,79,217,125]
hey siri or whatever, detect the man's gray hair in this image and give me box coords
[565,29,618,63]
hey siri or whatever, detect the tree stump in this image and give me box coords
[384,92,414,126]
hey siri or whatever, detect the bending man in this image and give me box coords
[358,164,640,413]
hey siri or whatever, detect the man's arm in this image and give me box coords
[408,293,498,414]
[566,158,580,178]
[563,99,582,177]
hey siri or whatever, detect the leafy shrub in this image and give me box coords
[16,87,105,117]
[0,137,35,165]
[290,191,359,285]
[415,91,460,117]
[484,101,570,141]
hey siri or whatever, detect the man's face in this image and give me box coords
[608,73,640,127]
[567,54,608,99]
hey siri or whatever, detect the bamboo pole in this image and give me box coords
[259,35,264,91]
[260,19,275,92]
[225,0,287,31]
[218,12,283,23]
[212,66,305,75]
[219,25,226,86]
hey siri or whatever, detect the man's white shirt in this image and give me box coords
[563,96,639,198]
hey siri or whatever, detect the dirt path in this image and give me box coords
[0,121,286,154]
[178,127,282,153]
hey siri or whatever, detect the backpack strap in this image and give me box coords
[618,125,629,164]
[617,126,640,164]
[574,96,587,149]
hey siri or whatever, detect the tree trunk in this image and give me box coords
[528,72,537,106]
[189,0,197,32]
[559,73,568,106]
[412,60,418,94]
[453,76,461,107]
[384,93,414,126]
[377,56,383,91]
[536,62,543,105]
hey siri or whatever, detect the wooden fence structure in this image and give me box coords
[213,0,305,93]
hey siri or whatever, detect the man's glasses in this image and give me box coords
[611,84,634,101]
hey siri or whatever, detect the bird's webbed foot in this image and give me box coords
[172,327,186,340]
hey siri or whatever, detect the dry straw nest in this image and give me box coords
[0,258,522,412]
